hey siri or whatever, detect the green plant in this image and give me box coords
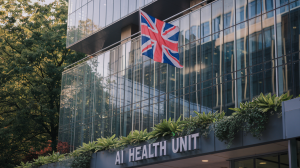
[71,151,92,168]
[17,162,33,168]
[254,92,292,114]
[31,151,65,166]
[148,116,185,139]
[72,141,97,157]
[181,111,225,137]
[94,135,119,152]
[118,129,149,147]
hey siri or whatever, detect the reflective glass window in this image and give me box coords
[121,0,129,18]
[290,2,300,53]
[276,5,291,57]
[114,0,121,21]
[129,0,137,13]
[237,74,250,105]
[248,0,262,18]
[180,15,190,46]
[94,0,100,31]
[69,0,76,14]
[106,0,113,25]
[278,63,293,95]
[224,0,235,29]
[190,41,201,85]
[190,10,200,41]
[201,87,213,112]
[250,71,263,98]
[236,22,249,70]
[223,27,235,74]
[201,4,211,37]
[276,0,289,8]
[213,31,223,78]
[68,12,76,45]
[262,11,275,62]
[249,16,263,66]
[75,8,82,41]
[99,0,107,28]
[87,1,93,36]
[76,0,81,10]
[145,0,152,4]
[82,0,88,5]
[263,0,274,13]
[201,36,212,82]
[212,0,223,33]
[236,0,248,23]
[138,0,145,8]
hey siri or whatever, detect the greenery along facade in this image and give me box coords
[20,93,292,167]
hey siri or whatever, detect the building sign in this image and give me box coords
[115,133,199,165]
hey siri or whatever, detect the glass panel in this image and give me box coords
[224,0,235,29]
[201,4,211,37]
[76,0,81,10]
[69,0,76,14]
[248,0,262,18]
[236,22,249,70]
[263,0,274,13]
[106,0,113,25]
[138,0,145,8]
[262,11,275,62]
[180,15,190,46]
[190,91,201,116]
[179,46,190,92]
[143,60,151,100]
[256,155,279,168]
[201,87,213,112]
[237,74,250,105]
[234,159,254,168]
[180,94,190,119]
[114,0,121,21]
[190,41,200,86]
[290,2,300,53]
[121,0,129,18]
[250,71,263,98]
[236,0,248,23]
[145,0,152,5]
[213,31,223,78]
[68,12,76,45]
[94,0,100,31]
[276,0,289,8]
[201,36,212,82]
[249,16,263,66]
[190,10,200,41]
[212,0,223,33]
[87,1,93,36]
[76,8,82,41]
[223,27,235,74]
[129,0,137,13]
[81,5,87,37]
[278,63,293,95]
[99,0,107,28]
[277,5,291,57]
[264,68,276,94]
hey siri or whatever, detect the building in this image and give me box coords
[59,0,300,167]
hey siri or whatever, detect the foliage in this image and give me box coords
[148,117,185,139]
[254,93,292,115]
[181,111,225,137]
[0,0,86,167]
[94,135,119,152]
[17,152,65,167]
[70,151,92,168]
[215,93,292,147]
[118,129,149,147]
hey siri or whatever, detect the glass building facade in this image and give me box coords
[66,0,155,46]
[60,0,300,151]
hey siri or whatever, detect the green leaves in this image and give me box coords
[148,116,185,139]
[216,92,293,148]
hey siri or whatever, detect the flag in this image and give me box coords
[140,10,183,68]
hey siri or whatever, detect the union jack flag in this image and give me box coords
[140,10,183,68]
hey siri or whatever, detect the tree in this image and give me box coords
[0,0,85,167]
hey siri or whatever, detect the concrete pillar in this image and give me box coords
[121,24,139,44]
[288,139,298,168]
